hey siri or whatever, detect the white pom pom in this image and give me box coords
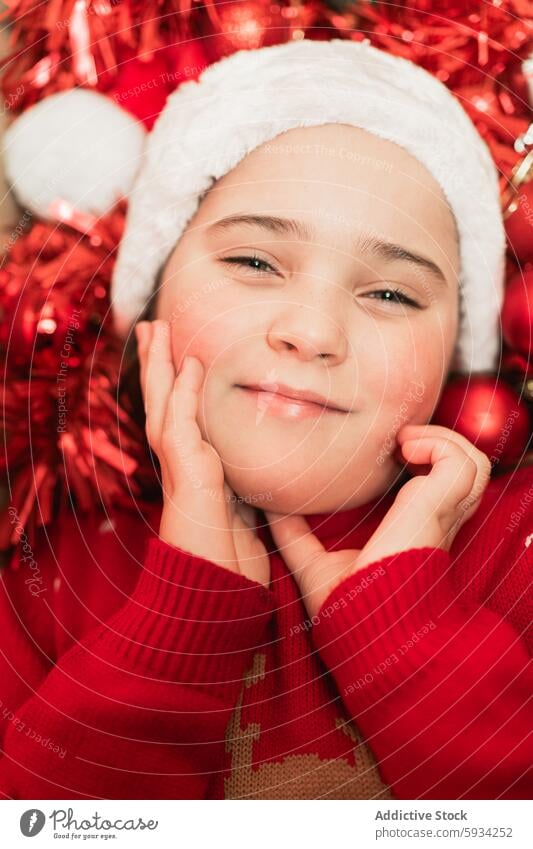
[2,89,146,219]
[524,53,533,108]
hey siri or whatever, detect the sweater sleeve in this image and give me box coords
[311,546,533,800]
[0,534,275,800]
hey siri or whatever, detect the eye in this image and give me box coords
[363,287,422,310]
[219,254,279,276]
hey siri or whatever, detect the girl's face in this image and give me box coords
[154,123,460,514]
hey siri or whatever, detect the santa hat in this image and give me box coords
[111,37,506,374]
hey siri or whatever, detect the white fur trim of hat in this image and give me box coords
[111,38,506,374]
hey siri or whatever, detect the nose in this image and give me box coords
[267,292,348,364]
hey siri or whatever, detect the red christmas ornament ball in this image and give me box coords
[432,376,530,465]
[504,180,533,264]
[501,269,533,358]
[501,348,533,379]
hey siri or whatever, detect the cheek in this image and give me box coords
[352,315,439,376]
[378,347,447,431]
[159,259,234,366]
[171,320,221,369]
[169,303,233,370]
[363,328,450,431]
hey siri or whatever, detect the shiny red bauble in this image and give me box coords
[505,180,533,264]
[501,269,533,358]
[432,375,530,464]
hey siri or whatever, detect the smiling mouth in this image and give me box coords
[236,384,348,419]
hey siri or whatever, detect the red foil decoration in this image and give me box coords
[0,1,531,185]
[0,201,157,551]
[97,43,181,130]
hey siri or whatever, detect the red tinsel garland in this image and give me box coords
[0,201,157,550]
[1,1,531,181]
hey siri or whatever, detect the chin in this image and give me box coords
[220,468,348,515]
[220,469,295,513]
[211,422,398,512]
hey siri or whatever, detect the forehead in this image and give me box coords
[194,123,459,273]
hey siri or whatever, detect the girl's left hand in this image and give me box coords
[264,424,492,618]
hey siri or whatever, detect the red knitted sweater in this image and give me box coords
[0,465,532,800]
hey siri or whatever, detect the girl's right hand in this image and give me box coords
[136,319,270,589]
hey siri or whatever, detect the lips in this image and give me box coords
[237,382,348,412]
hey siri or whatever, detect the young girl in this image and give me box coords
[0,39,531,801]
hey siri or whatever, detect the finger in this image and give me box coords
[399,436,482,515]
[164,354,205,455]
[364,436,475,559]
[135,321,152,408]
[231,510,249,530]
[231,509,260,560]
[234,499,258,529]
[398,423,486,463]
[230,511,270,588]
[392,441,432,476]
[264,511,325,580]
[395,423,463,476]
[144,320,176,447]
[222,480,261,529]
[399,424,492,508]
[223,481,242,524]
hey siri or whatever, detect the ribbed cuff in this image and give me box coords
[311,547,457,709]
[100,535,275,684]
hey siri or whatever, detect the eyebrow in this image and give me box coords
[207,213,448,287]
